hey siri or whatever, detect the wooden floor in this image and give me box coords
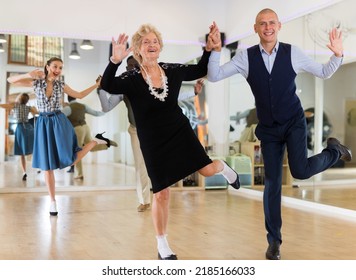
[1,160,356,260]
[252,167,356,211]
[0,159,136,191]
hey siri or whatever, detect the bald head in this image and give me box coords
[254,8,281,51]
[255,8,279,23]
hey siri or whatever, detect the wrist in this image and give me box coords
[110,56,121,64]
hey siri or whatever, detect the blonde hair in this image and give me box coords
[131,24,163,64]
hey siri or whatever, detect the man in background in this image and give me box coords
[63,96,117,180]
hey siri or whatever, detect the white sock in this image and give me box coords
[49,201,57,213]
[156,235,174,258]
[218,160,237,184]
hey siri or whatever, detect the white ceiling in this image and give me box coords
[2,0,356,63]
[0,0,344,44]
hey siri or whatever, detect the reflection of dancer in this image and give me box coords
[178,80,207,130]
[304,108,333,151]
[0,93,38,180]
[98,55,202,212]
[235,108,259,142]
[208,10,351,260]
[101,23,240,260]
[7,57,110,216]
[62,95,118,180]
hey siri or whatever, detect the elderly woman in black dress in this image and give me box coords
[100,23,239,260]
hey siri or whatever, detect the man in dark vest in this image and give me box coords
[207,9,351,260]
[63,96,117,179]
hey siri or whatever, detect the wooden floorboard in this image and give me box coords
[0,189,356,260]
[1,160,356,260]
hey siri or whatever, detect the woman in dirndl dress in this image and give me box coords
[7,57,110,216]
[0,93,38,181]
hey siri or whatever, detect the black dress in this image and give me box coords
[101,50,212,193]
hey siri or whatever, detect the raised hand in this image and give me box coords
[111,33,132,63]
[327,27,343,57]
[194,79,205,95]
[206,21,222,52]
[95,75,102,87]
[29,69,45,79]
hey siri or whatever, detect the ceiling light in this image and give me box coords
[69,42,80,59]
[80,39,94,50]
[0,34,6,43]
[0,43,4,53]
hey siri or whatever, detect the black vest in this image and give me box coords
[246,43,302,126]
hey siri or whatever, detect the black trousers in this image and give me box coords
[255,108,340,244]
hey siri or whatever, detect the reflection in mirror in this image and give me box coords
[180,82,209,147]
[228,0,356,211]
[291,0,356,211]
[0,37,136,192]
[5,72,36,161]
[0,37,207,194]
[2,0,356,212]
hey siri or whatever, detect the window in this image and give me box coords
[8,35,26,64]
[8,35,63,66]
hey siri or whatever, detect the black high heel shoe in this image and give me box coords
[95,132,111,148]
[67,165,74,173]
[158,252,178,260]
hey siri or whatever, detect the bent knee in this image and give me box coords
[290,170,310,180]
[199,161,220,177]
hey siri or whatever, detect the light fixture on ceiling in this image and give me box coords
[0,34,6,43]
[69,42,80,59]
[80,39,94,50]
[0,43,4,53]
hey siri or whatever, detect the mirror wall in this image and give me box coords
[0,36,204,192]
[0,37,136,191]
[1,0,356,212]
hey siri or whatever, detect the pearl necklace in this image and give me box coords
[141,64,169,102]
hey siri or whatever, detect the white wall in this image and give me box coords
[0,0,343,46]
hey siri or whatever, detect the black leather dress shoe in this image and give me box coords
[327,137,352,162]
[230,177,240,190]
[158,252,178,260]
[265,241,281,260]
